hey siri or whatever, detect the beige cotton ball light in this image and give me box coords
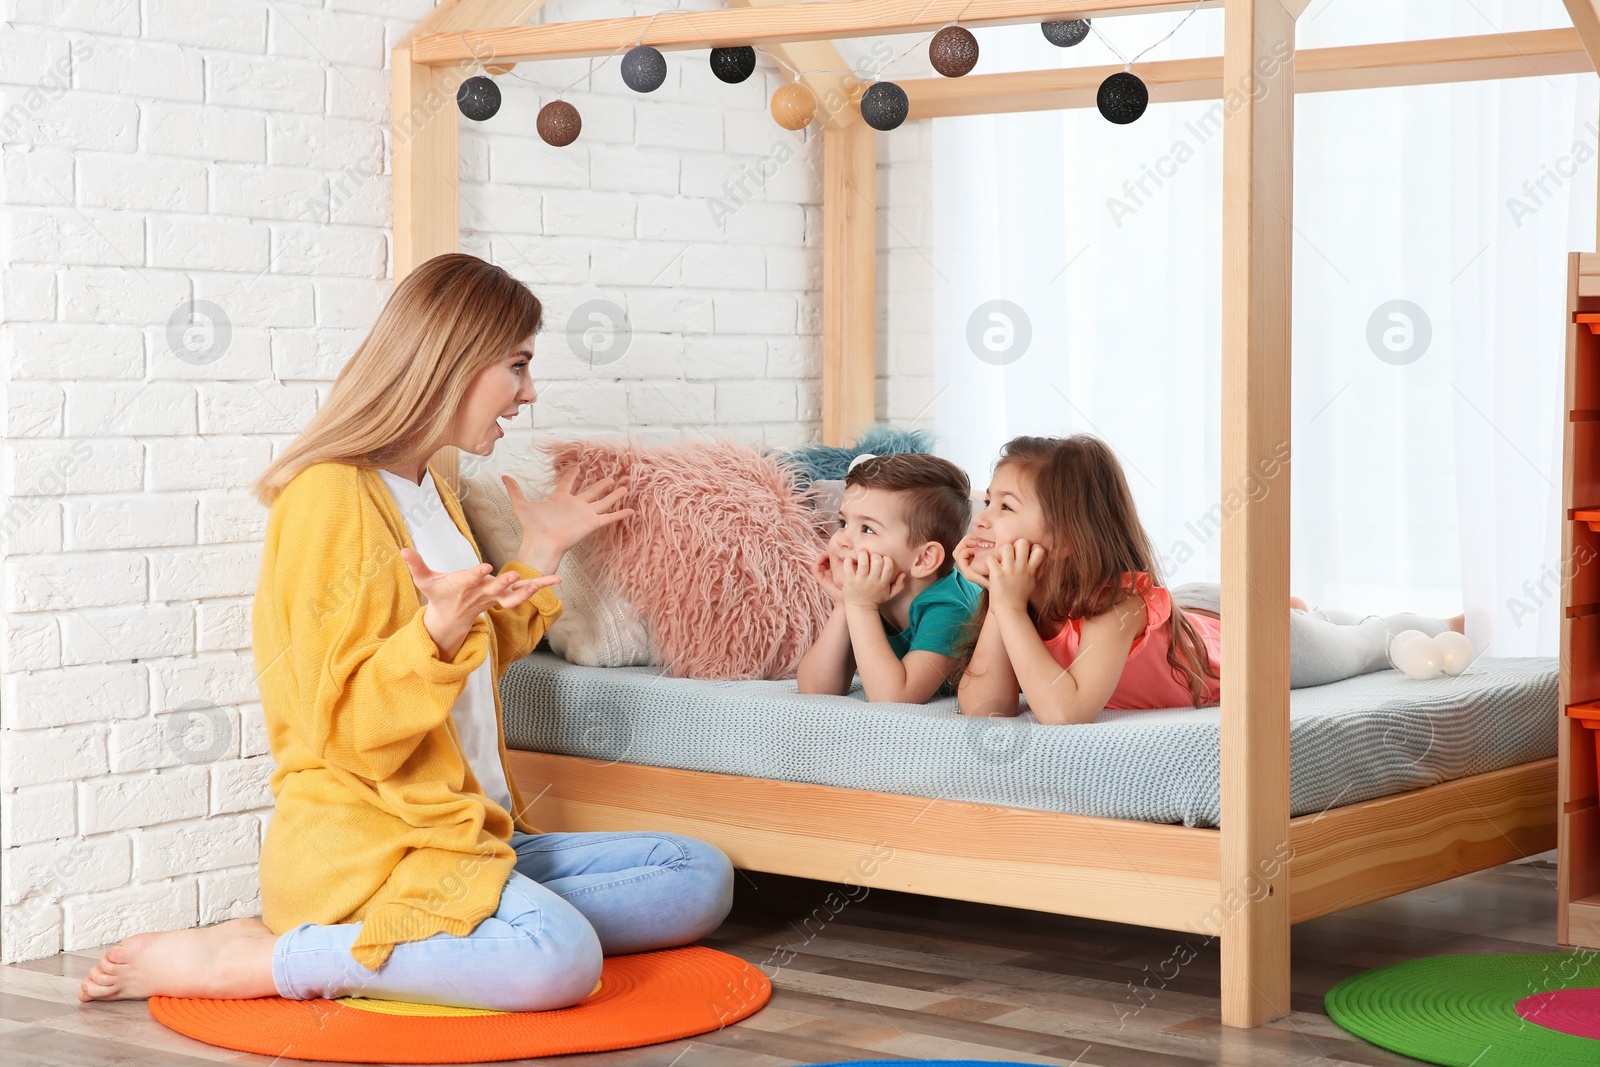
[1435,631,1474,676]
[770,81,817,130]
[1389,629,1443,680]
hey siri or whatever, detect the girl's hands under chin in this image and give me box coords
[954,534,993,590]
[986,538,1046,613]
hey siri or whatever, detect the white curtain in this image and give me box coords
[931,0,1593,656]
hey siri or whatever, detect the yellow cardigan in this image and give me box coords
[251,458,561,969]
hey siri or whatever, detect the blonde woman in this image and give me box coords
[78,254,734,1010]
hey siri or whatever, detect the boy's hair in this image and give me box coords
[843,453,972,576]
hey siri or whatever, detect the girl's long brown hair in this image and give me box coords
[954,435,1219,705]
[251,253,543,508]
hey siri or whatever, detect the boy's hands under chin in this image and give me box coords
[987,538,1046,613]
[812,551,846,604]
[839,550,906,609]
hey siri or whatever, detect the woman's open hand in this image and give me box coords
[839,550,905,608]
[504,469,635,575]
[987,538,1046,614]
[401,549,561,660]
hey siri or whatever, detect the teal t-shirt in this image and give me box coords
[884,570,983,660]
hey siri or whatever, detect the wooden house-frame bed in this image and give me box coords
[390,0,1600,1028]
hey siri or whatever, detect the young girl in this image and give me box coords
[77,254,734,1010]
[953,435,1464,725]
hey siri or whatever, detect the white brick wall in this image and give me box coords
[0,0,929,963]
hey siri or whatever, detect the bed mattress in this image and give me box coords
[499,651,1557,828]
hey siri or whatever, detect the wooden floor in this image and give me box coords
[0,854,1567,1066]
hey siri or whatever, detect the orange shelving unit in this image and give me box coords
[1560,253,1600,948]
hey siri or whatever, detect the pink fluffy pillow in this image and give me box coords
[541,438,833,680]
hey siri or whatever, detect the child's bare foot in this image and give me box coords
[1289,595,1308,612]
[78,917,278,1002]
[1446,613,1466,634]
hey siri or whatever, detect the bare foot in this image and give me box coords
[78,917,278,1002]
[1447,613,1466,634]
[1289,595,1308,612]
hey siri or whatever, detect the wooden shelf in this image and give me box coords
[1561,254,1600,948]
[1570,893,1600,949]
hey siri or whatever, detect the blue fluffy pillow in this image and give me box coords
[775,425,937,485]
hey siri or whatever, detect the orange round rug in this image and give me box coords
[148,946,770,1063]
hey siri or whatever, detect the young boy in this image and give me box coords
[797,452,982,703]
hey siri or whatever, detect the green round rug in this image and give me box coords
[1325,952,1600,1067]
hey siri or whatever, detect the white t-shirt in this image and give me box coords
[376,468,515,817]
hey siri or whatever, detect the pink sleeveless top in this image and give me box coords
[1041,572,1223,710]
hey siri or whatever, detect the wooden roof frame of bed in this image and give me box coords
[393,0,1600,1028]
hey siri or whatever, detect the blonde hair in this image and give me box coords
[251,253,543,508]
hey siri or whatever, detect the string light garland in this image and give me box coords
[1083,0,1206,124]
[462,0,1205,137]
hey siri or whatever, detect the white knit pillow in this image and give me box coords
[455,446,653,667]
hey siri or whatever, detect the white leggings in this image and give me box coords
[1168,582,1453,689]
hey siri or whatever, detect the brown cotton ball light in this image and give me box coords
[929,26,979,77]
[537,100,582,146]
[770,81,817,130]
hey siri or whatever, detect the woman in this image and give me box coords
[78,254,734,1010]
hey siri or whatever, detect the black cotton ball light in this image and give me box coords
[621,45,667,92]
[1097,70,1148,124]
[709,46,757,84]
[928,26,979,78]
[456,75,501,121]
[860,80,909,131]
[1041,19,1091,47]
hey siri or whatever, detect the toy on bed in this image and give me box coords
[1388,628,1476,679]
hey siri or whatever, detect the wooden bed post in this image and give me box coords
[1218,0,1297,1029]
[822,118,877,446]
[1565,1,1600,250]
[394,1,548,495]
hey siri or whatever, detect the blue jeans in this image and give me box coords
[270,830,735,1011]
